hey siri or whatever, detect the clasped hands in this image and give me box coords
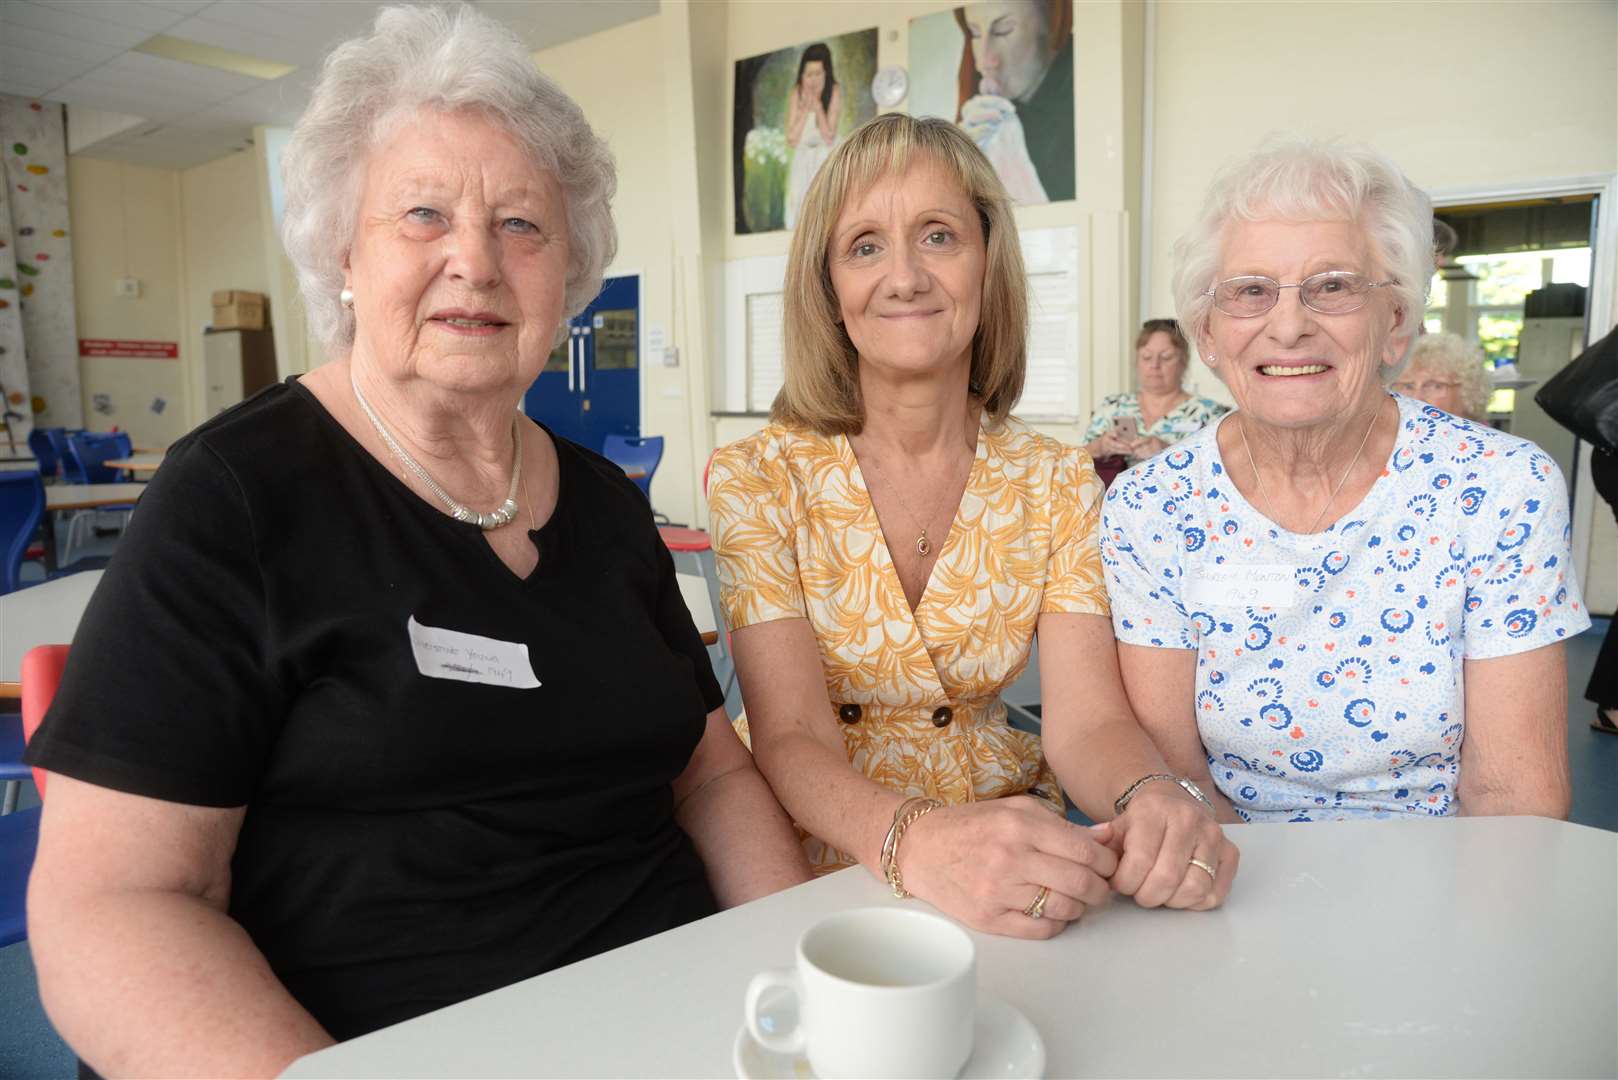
[891,788,1239,940]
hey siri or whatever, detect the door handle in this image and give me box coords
[578,327,589,393]
[567,329,577,392]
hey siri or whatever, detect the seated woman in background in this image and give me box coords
[1392,331,1493,421]
[1083,319,1230,480]
[709,114,1237,941]
[24,7,807,1075]
[1103,137,1588,823]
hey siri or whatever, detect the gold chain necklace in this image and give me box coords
[856,441,969,559]
[1239,407,1379,534]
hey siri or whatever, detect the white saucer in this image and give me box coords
[732,995,1045,1079]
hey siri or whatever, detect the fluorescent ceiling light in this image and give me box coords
[133,36,296,81]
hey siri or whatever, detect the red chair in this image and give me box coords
[0,643,64,947]
[20,644,68,797]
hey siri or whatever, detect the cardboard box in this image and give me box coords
[211,289,266,331]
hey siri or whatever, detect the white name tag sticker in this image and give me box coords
[1183,563,1298,610]
[406,616,541,689]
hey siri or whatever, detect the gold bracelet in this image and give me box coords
[879,796,943,898]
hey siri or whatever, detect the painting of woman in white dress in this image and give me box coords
[784,43,841,229]
[734,29,877,235]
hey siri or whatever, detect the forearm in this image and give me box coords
[676,763,812,906]
[1043,712,1176,822]
[31,888,332,1077]
[755,729,905,873]
[1457,759,1571,818]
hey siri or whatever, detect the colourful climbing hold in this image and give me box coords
[11,143,25,154]
[19,283,32,297]
[25,164,48,175]
[51,229,65,237]
[0,278,11,289]
[16,264,37,276]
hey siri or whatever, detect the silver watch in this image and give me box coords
[1114,773,1215,817]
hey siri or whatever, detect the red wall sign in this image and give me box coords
[79,339,179,359]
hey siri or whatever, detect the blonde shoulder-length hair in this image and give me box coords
[771,113,1027,435]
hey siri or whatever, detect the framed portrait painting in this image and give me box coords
[909,1,1075,205]
[733,28,879,235]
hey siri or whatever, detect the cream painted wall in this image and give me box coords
[178,149,273,429]
[66,156,189,445]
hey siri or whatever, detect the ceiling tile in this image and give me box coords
[99,49,263,94]
[2,0,153,49]
[27,0,184,33]
[139,0,216,14]
[50,77,202,119]
[162,12,318,65]
[0,79,53,98]
[4,23,128,65]
[0,45,92,87]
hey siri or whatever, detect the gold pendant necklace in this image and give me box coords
[856,440,968,559]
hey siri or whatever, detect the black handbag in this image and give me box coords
[1534,323,1618,454]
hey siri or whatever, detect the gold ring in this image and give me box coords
[1022,885,1051,919]
[1188,857,1217,881]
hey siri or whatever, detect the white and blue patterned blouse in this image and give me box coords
[1101,394,1590,822]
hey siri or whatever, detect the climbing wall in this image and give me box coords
[0,95,82,439]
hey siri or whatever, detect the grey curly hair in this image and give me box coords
[1404,332,1492,419]
[280,3,617,351]
[1171,136,1433,379]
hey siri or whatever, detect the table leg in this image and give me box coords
[42,510,58,573]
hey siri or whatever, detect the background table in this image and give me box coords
[0,570,103,695]
[676,571,717,645]
[104,453,163,475]
[283,816,1617,1079]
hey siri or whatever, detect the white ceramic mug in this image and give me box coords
[743,906,977,1079]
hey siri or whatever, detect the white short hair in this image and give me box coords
[1170,136,1433,376]
[1406,331,1492,419]
[281,3,617,351]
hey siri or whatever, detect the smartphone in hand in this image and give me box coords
[1111,416,1140,443]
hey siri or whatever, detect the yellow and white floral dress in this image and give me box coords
[708,417,1109,874]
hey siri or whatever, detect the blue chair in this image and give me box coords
[0,710,25,816]
[602,435,663,500]
[26,427,68,481]
[0,806,40,948]
[0,470,45,595]
[63,431,133,485]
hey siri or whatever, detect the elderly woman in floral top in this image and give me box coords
[1084,319,1230,469]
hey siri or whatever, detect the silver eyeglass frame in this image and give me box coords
[1204,270,1395,318]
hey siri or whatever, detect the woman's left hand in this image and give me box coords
[1104,785,1239,910]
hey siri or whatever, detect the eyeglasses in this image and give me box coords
[1206,271,1394,317]
[1392,379,1460,396]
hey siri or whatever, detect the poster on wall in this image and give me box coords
[908,1,1074,205]
[733,28,879,235]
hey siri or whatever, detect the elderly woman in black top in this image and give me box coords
[24,6,808,1074]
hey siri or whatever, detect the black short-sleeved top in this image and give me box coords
[26,378,723,1040]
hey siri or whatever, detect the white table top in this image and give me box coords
[283,816,1617,1079]
[45,483,147,511]
[0,570,103,682]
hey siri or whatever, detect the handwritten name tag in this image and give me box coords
[407,616,541,689]
[1183,563,1298,610]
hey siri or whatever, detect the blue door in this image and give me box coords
[524,275,639,452]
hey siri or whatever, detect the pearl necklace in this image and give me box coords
[351,373,522,531]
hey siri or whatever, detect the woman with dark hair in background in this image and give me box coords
[785,42,842,229]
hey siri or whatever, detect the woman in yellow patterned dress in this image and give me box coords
[710,115,1239,939]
